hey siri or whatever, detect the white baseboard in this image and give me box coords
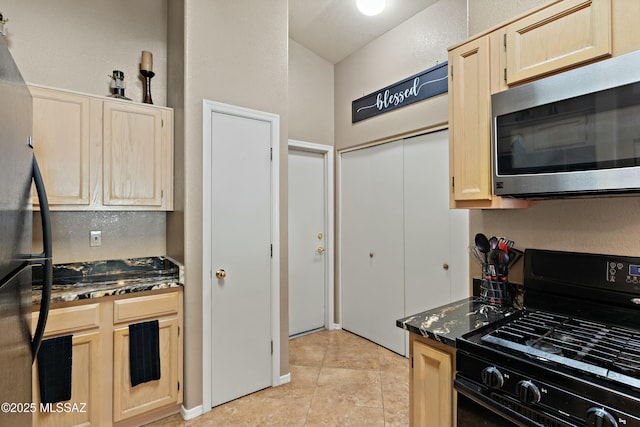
[180,404,204,421]
[330,323,342,330]
[278,372,291,386]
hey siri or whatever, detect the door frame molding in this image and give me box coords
[288,139,336,332]
[201,99,281,411]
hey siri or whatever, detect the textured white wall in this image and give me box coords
[289,39,334,146]
[1,0,168,105]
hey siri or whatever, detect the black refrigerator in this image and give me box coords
[0,36,52,427]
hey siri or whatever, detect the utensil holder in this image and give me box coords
[480,263,509,305]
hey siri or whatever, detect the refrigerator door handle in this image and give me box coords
[31,155,52,362]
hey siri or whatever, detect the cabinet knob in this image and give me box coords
[369,252,374,258]
[317,246,325,254]
[443,263,449,270]
[215,269,227,279]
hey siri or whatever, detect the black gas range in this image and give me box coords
[455,249,640,427]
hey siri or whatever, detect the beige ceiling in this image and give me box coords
[289,0,440,64]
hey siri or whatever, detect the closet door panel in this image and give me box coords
[404,131,453,316]
[341,141,405,355]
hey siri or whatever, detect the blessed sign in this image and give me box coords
[352,61,448,123]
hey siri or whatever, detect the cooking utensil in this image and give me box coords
[474,233,490,263]
[489,236,499,250]
[469,245,484,266]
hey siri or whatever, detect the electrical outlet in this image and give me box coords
[90,230,102,247]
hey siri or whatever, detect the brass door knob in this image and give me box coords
[215,269,227,279]
[317,246,325,254]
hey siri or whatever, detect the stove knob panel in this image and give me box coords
[586,407,618,427]
[515,380,541,404]
[481,366,504,388]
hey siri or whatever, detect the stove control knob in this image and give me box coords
[586,407,618,427]
[481,367,504,388]
[516,380,541,404]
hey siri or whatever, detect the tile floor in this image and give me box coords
[146,329,409,427]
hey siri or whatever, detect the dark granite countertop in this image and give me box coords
[396,297,520,347]
[32,256,184,306]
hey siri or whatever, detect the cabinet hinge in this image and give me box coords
[178,381,180,391]
[270,147,273,161]
[411,356,414,369]
[504,68,507,82]
[178,326,180,336]
[161,189,164,199]
[451,176,455,189]
[450,64,453,80]
[503,33,507,48]
[271,340,273,355]
[162,119,164,128]
[270,244,273,258]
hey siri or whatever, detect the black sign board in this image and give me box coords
[352,61,448,123]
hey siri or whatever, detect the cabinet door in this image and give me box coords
[32,331,101,427]
[112,317,180,422]
[449,36,492,202]
[505,0,611,85]
[30,86,91,206]
[340,141,405,355]
[411,339,453,427]
[103,101,164,207]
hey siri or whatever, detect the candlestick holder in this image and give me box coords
[140,69,155,104]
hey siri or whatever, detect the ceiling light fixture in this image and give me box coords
[356,0,386,16]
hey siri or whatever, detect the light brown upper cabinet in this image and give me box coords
[449,37,491,204]
[448,37,528,209]
[31,86,92,207]
[504,0,612,85]
[30,85,174,211]
[103,100,171,209]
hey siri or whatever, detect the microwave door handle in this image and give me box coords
[31,155,52,363]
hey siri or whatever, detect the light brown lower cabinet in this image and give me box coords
[410,333,456,427]
[32,290,183,427]
[113,317,181,422]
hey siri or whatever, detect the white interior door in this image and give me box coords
[340,141,406,355]
[209,110,272,407]
[288,148,326,336]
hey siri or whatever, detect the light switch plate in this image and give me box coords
[90,230,102,247]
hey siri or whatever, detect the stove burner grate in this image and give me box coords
[481,309,640,387]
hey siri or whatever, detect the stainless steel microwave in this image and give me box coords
[492,50,640,198]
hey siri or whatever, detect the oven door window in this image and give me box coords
[495,81,640,176]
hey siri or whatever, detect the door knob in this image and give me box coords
[317,246,325,254]
[215,269,227,279]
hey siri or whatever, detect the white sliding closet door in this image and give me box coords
[404,131,466,316]
[340,141,406,355]
[340,131,469,357]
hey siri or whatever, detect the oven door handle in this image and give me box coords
[454,377,544,427]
